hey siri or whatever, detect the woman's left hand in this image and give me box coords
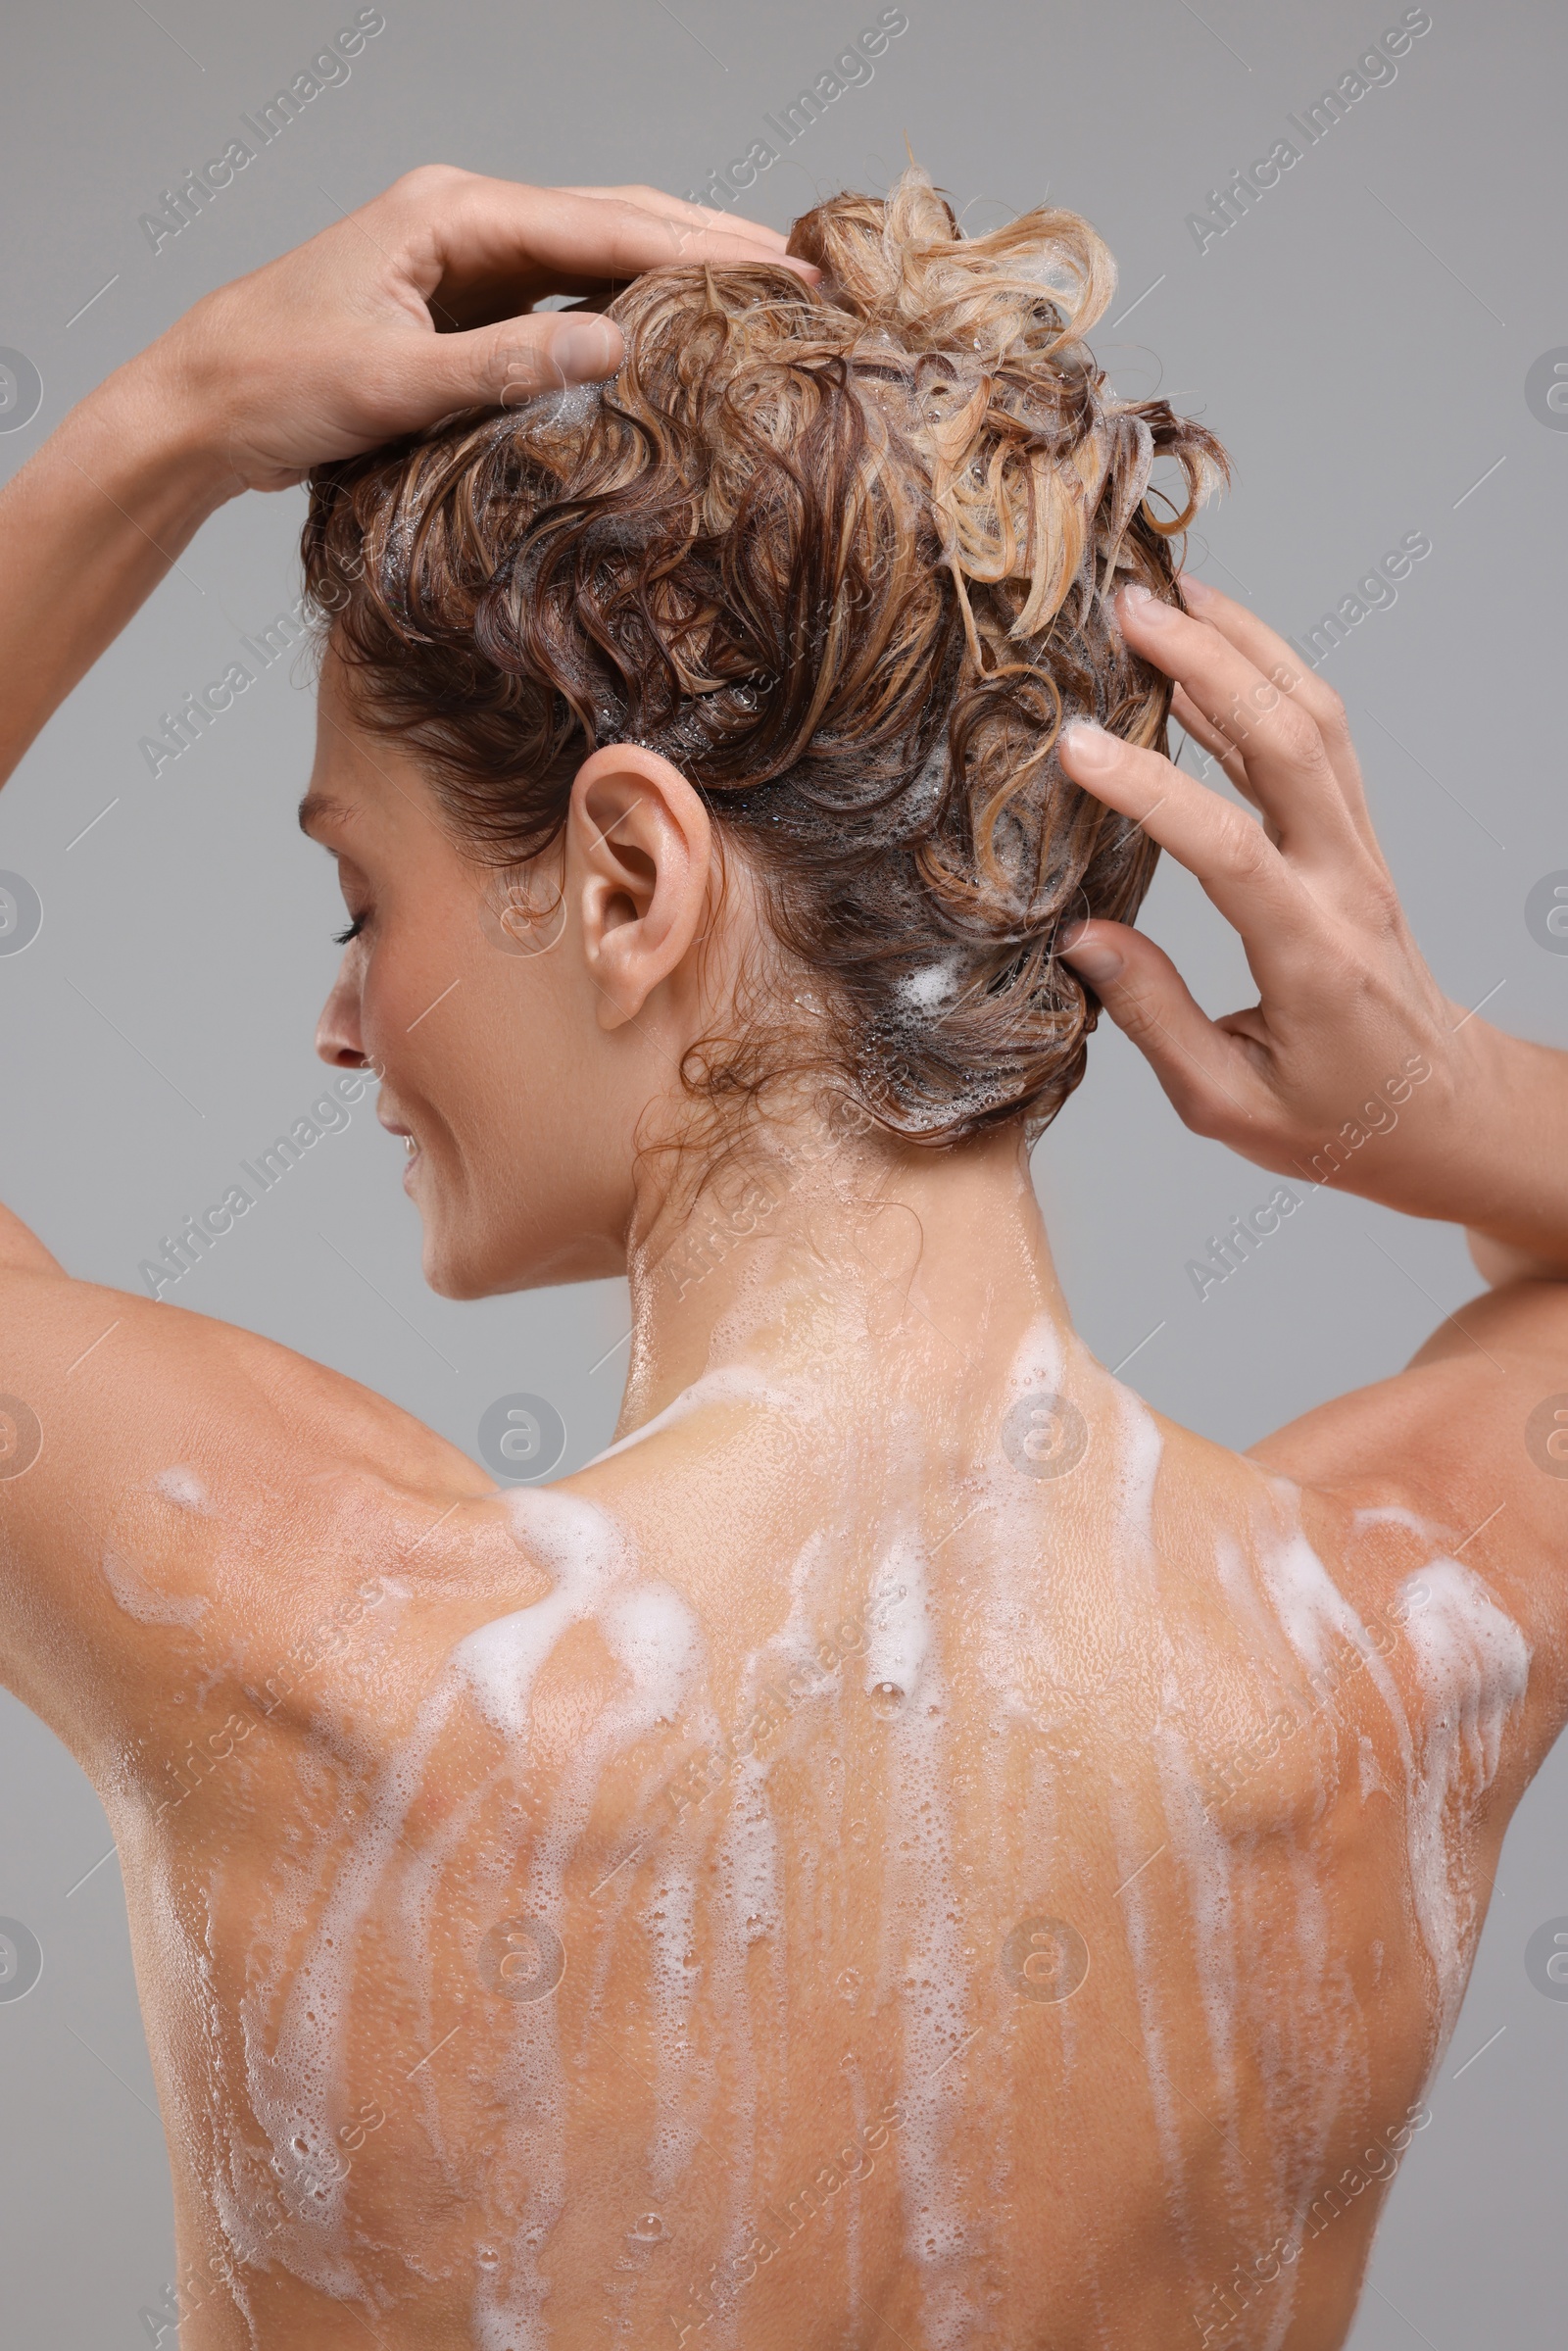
[1055,577,1479,1224]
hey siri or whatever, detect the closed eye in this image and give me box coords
[333,912,367,946]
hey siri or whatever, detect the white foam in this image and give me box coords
[1112,1386,1163,1575]
[873,1528,977,2347]
[253,1490,638,2294]
[898,956,963,1013]
[155,1465,211,1511]
[1150,1710,1244,2203]
[1256,1514,1528,2050]
[1399,1557,1530,2033]
[584,1363,796,1468]
[470,1557,708,2349]
[1101,1400,1200,2256]
[1254,1519,1415,1838]
[600,1582,703,1725]
[454,1491,631,1737]
[863,1562,930,1697]
[102,1546,207,1628]
[1004,1307,1067,1408]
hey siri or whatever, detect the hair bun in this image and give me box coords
[787,167,1225,655]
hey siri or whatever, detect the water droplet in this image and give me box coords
[477,2246,500,2272]
[629,2212,665,2243]
[871,1681,903,1713]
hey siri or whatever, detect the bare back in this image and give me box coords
[9,1247,1561,2351]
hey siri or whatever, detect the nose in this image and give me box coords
[315,955,368,1071]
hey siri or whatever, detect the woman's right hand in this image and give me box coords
[0,170,814,785]
[145,167,816,495]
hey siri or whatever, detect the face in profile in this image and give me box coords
[304,647,755,1302]
[305,652,630,1298]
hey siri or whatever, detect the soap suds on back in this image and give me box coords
[102,1546,207,1628]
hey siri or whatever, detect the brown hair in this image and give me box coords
[302,167,1226,1145]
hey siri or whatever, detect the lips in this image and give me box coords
[377,1103,420,1184]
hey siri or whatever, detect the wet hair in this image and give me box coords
[301,166,1227,1145]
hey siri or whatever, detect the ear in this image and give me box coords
[568,743,713,1028]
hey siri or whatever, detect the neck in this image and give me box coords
[614,1114,1073,1440]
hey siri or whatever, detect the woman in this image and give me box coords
[1,164,1564,2351]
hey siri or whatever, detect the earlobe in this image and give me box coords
[570,745,712,1029]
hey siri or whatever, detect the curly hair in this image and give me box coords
[301,166,1227,1145]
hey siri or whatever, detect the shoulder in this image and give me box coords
[1243,1302,1568,1799]
[0,1255,498,1764]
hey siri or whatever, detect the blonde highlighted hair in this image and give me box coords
[304,166,1227,1142]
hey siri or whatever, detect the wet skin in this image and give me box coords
[2,1135,1561,2351]
[3,170,1568,2351]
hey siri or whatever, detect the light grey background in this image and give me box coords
[1,0,1564,2339]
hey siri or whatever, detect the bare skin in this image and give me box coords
[2,170,1567,2351]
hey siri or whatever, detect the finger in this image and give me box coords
[1117,582,1356,864]
[1170,685,1255,800]
[577,191,816,275]
[416,311,627,416]
[1059,718,1314,985]
[554,184,792,252]
[1058,920,1263,1143]
[1169,686,1289,850]
[1181,573,1352,743]
[400,174,817,311]
[1179,574,1378,848]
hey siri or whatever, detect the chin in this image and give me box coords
[418,1219,505,1300]
[419,1217,626,1300]
[421,1247,485,1300]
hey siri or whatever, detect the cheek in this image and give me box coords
[397,936,579,1151]
[360,900,483,1077]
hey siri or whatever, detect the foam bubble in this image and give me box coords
[155,1465,210,1511]
[102,1546,207,1628]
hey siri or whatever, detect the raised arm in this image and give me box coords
[1055,580,1568,1739]
[0,168,812,783]
[0,170,815,1755]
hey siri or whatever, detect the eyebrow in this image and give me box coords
[297,791,355,837]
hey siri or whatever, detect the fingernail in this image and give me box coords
[1060,933,1123,985]
[1119,580,1172,624]
[1062,717,1115,767]
[1181,573,1217,607]
[556,318,624,380]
